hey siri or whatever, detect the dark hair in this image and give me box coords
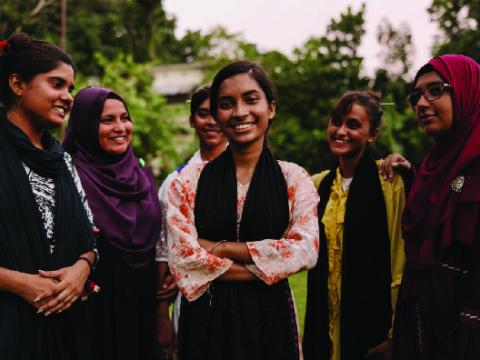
[190,86,211,116]
[0,32,76,109]
[210,60,276,119]
[330,91,383,134]
[413,64,436,86]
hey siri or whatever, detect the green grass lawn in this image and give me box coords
[289,271,307,337]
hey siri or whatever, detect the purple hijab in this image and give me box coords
[64,87,161,268]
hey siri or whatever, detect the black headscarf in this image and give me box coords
[303,152,392,360]
[0,110,96,360]
[178,145,299,360]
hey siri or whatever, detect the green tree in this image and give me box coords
[1,0,181,75]
[373,18,431,165]
[429,0,480,60]
[267,5,369,173]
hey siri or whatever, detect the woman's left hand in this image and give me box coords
[156,274,178,302]
[36,260,90,315]
[365,339,392,359]
[197,238,216,253]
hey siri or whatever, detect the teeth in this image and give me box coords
[235,123,253,130]
[335,139,350,144]
[53,106,66,116]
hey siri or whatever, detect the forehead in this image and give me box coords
[196,98,210,110]
[218,73,262,96]
[343,103,369,122]
[40,62,75,81]
[415,71,443,88]
[102,98,127,113]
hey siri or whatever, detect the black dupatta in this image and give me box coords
[0,110,95,360]
[303,152,392,360]
[178,145,300,360]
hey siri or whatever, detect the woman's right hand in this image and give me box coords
[18,273,59,308]
[380,153,412,181]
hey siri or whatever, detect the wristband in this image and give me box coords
[78,256,94,271]
[210,240,227,255]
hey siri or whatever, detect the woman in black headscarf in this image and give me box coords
[0,33,97,360]
[63,86,162,360]
[166,61,319,360]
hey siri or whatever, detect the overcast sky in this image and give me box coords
[163,0,438,77]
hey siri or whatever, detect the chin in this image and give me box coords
[42,118,65,129]
[106,147,128,156]
[329,146,350,157]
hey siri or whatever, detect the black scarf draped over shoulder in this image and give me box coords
[195,145,289,243]
[177,145,300,360]
[0,110,95,360]
[303,152,392,360]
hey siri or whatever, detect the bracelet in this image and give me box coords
[209,240,227,255]
[77,256,94,272]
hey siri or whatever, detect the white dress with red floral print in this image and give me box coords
[166,159,320,302]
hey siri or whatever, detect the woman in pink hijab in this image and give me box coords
[393,55,480,359]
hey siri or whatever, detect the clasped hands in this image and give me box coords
[25,258,91,316]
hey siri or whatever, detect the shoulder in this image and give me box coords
[174,160,207,188]
[376,159,406,193]
[277,160,311,183]
[186,150,203,166]
[311,170,331,189]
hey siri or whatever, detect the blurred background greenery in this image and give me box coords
[2,0,478,179]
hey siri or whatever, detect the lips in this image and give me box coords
[109,136,127,143]
[203,128,221,133]
[418,114,436,126]
[53,105,68,117]
[332,137,351,144]
[231,122,256,130]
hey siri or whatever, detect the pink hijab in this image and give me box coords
[402,54,480,268]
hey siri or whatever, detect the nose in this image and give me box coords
[205,114,217,126]
[62,90,73,107]
[415,93,430,113]
[112,118,126,132]
[336,123,348,136]
[233,101,249,119]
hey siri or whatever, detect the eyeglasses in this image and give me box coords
[407,82,452,108]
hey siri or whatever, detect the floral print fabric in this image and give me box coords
[167,159,320,301]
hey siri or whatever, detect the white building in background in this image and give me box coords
[151,62,207,103]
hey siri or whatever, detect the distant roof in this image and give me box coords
[151,63,207,96]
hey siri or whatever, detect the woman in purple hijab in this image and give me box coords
[64,87,162,360]
[393,55,480,359]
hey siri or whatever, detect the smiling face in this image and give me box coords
[13,62,75,130]
[98,98,133,155]
[190,98,226,149]
[216,72,275,149]
[327,103,379,160]
[413,71,454,138]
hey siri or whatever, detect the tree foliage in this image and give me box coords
[429,0,480,61]
[266,5,369,172]
[0,0,465,175]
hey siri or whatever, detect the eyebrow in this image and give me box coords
[49,76,75,91]
[242,89,261,97]
[414,81,443,90]
[218,89,260,100]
